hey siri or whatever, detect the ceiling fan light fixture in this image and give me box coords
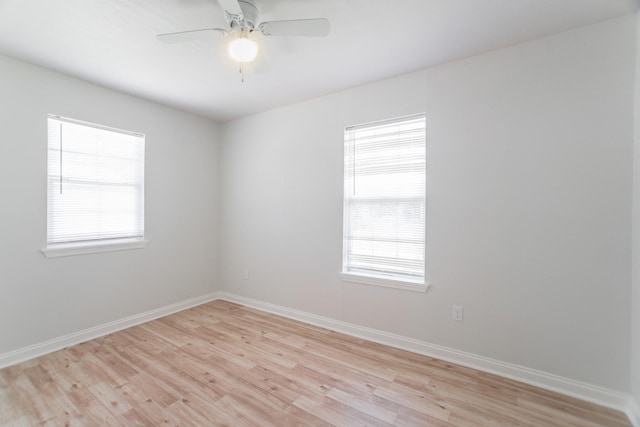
[157,0,331,73]
[228,34,258,63]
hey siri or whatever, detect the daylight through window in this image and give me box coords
[46,115,145,251]
[342,114,426,289]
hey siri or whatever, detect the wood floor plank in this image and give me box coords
[326,387,398,424]
[293,394,394,427]
[0,300,632,426]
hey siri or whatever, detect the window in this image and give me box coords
[43,115,146,257]
[342,114,427,292]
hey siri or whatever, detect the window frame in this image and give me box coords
[42,114,147,258]
[341,114,428,292]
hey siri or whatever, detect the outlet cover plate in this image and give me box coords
[452,305,463,321]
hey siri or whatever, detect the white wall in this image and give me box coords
[631,10,640,421]
[0,55,220,355]
[220,16,635,392]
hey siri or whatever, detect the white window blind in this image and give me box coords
[343,114,426,284]
[46,115,145,246]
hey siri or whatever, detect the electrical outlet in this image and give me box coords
[452,305,463,321]
[243,269,249,280]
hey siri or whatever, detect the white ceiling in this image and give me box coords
[0,0,637,121]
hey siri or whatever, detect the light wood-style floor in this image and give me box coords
[0,300,631,426]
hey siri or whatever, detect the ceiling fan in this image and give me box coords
[157,0,330,66]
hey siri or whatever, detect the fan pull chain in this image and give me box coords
[239,63,245,83]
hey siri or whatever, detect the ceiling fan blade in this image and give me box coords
[259,18,330,37]
[157,28,227,44]
[217,0,243,16]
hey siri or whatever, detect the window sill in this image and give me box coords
[41,239,148,258]
[340,272,429,293]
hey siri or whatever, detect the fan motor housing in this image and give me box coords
[232,0,258,29]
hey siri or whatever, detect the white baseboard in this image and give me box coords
[218,292,632,416]
[627,396,640,427]
[0,292,221,369]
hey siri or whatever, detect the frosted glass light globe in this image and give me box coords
[228,37,258,63]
